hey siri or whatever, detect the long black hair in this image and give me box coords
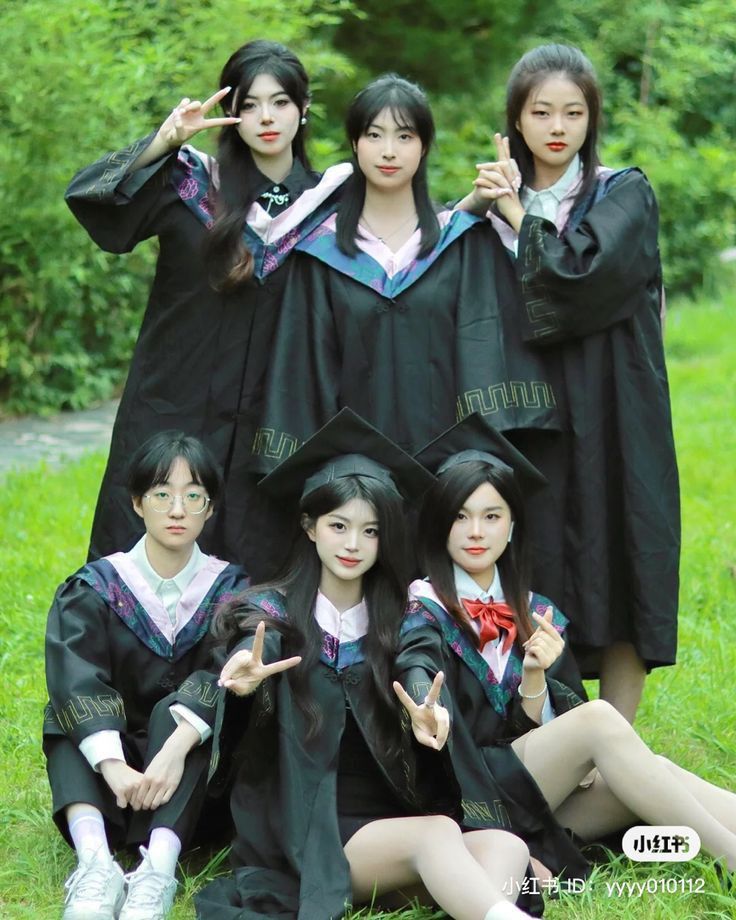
[506,43,602,214]
[205,40,311,290]
[417,460,533,648]
[126,430,222,505]
[336,74,439,258]
[213,474,411,751]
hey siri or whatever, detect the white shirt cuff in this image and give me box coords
[170,703,212,743]
[79,730,125,771]
[540,693,556,724]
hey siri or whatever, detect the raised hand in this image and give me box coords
[392,671,450,751]
[470,133,525,227]
[218,620,302,697]
[157,87,241,149]
[522,606,564,672]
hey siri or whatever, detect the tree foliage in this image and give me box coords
[0,0,354,415]
[2,0,734,414]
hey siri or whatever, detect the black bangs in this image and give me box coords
[218,40,311,117]
[346,74,435,150]
[125,430,223,503]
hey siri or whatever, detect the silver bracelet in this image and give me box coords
[518,683,548,700]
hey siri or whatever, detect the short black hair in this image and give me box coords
[126,430,223,504]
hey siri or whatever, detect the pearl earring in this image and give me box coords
[300,116,308,126]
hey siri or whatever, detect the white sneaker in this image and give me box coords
[119,847,177,920]
[61,858,125,920]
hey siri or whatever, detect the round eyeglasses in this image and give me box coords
[143,489,211,514]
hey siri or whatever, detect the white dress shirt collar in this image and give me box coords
[128,536,205,622]
[521,154,581,220]
[314,591,369,642]
[453,563,504,603]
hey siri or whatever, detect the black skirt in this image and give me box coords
[336,707,412,846]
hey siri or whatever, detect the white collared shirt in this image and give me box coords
[520,154,581,223]
[453,564,554,723]
[129,536,206,626]
[314,591,369,641]
[79,538,213,771]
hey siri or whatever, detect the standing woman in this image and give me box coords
[66,40,350,579]
[250,75,563,485]
[457,44,679,720]
[198,410,532,920]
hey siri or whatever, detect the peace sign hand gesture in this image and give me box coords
[157,87,241,150]
[470,133,526,230]
[393,671,450,751]
[218,621,302,697]
[522,606,564,673]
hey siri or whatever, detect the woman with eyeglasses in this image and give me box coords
[43,430,249,920]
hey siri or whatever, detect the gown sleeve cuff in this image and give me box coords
[116,131,180,199]
[540,692,556,724]
[169,703,212,743]
[79,730,125,772]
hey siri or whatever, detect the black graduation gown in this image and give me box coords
[194,592,463,920]
[65,138,347,579]
[43,555,248,844]
[250,211,565,469]
[513,169,680,671]
[409,583,590,881]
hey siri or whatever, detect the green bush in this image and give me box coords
[3,0,735,416]
[0,0,353,416]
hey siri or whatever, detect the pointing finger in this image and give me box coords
[250,621,266,665]
[392,680,417,713]
[424,671,445,707]
[262,655,302,678]
[201,86,232,113]
[493,132,506,162]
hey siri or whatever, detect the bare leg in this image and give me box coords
[598,641,646,723]
[659,757,736,833]
[556,756,736,840]
[553,773,638,839]
[510,700,736,869]
[344,815,529,919]
[463,830,533,897]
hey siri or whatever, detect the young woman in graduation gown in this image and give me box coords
[43,432,249,920]
[249,75,563,486]
[455,44,679,720]
[196,409,533,920]
[65,40,351,579]
[409,417,736,878]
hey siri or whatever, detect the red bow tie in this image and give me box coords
[461,598,517,653]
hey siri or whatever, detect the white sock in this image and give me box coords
[68,811,111,866]
[485,901,531,919]
[146,827,181,877]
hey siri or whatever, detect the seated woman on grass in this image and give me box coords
[197,408,533,920]
[43,430,248,920]
[410,415,736,877]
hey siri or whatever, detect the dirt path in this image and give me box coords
[0,400,117,478]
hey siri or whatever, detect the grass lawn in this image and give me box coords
[0,297,734,919]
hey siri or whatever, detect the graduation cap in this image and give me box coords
[414,413,548,492]
[259,408,436,502]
